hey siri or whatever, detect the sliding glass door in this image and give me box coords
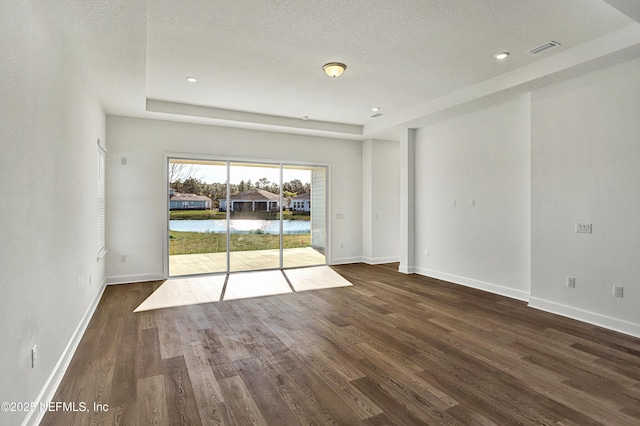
[168,160,228,276]
[282,165,326,268]
[168,158,327,277]
[229,162,281,272]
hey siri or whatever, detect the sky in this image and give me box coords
[173,162,311,184]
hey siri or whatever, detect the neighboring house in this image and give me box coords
[219,189,279,212]
[291,192,311,212]
[170,192,212,210]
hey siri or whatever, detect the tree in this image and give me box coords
[283,179,307,195]
[256,177,270,189]
[180,177,204,195]
[283,191,296,210]
[268,182,280,194]
[168,162,198,185]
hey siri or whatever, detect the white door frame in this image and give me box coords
[163,153,331,278]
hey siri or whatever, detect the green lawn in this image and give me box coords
[169,210,226,220]
[169,231,311,255]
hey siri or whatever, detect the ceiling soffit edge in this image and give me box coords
[363,23,640,137]
[145,99,364,139]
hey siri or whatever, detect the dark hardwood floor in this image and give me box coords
[42,263,640,425]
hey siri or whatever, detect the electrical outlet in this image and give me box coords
[613,285,624,298]
[452,199,457,207]
[121,255,127,263]
[340,243,344,249]
[470,199,475,207]
[31,345,37,368]
[567,277,575,288]
[575,223,592,234]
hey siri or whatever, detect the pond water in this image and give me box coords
[170,219,310,234]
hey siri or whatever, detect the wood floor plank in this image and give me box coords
[187,303,213,330]
[233,357,300,425]
[198,402,231,426]
[109,313,139,418]
[183,341,225,407]
[163,356,203,426]
[245,341,351,425]
[157,308,183,359]
[286,344,384,420]
[42,263,640,425]
[444,404,500,426]
[351,376,430,426]
[137,375,169,426]
[137,327,163,379]
[220,375,268,426]
[198,328,239,380]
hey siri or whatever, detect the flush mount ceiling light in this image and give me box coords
[186,76,198,82]
[371,106,380,112]
[323,62,346,78]
[494,52,510,60]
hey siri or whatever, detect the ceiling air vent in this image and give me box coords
[528,41,561,55]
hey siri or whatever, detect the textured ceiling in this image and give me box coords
[46,0,640,139]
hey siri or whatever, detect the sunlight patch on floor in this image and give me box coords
[133,266,352,312]
[133,274,226,312]
[285,265,353,292]
[224,270,292,301]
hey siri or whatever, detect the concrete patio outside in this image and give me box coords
[169,246,326,276]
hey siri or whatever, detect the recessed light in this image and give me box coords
[302,116,309,121]
[186,76,197,82]
[494,52,510,60]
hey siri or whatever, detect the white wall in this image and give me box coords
[0,3,106,425]
[105,116,363,283]
[413,96,531,300]
[404,58,640,337]
[362,139,400,264]
[530,58,640,336]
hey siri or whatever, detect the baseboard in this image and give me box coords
[363,256,400,265]
[529,297,640,338]
[398,264,416,274]
[414,266,530,302]
[22,279,107,426]
[106,272,165,285]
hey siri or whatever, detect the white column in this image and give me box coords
[399,129,416,274]
[362,140,373,263]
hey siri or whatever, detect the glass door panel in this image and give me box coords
[229,162,281,272]
[168,159,228,276]
[283,165,326,268]
[168,159,328,277]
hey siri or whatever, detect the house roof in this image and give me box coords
[170,193,212,202]
[292,192,310,200]
[227,189,280,202]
